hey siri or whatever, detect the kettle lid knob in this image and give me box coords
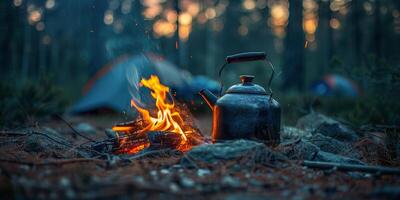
[240,75,255,83]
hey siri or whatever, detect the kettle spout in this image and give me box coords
[199,89,217,110]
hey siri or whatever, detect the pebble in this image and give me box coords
[19,165,30,171]
[197,169,211,177]
[160,169,170,175]
[169,183,180,193]
[75,123,96,135]
[59,177,70,187]
[104,128,117,139]
[222,176,241,188]
[181,177,195,188]
[149,170,158,177]
[134,176,145,185]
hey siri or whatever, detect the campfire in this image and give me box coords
[111,75,204,154]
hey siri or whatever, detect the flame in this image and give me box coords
[112,75,198,153]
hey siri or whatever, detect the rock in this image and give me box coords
[277,139,365,165]
[309,133,360,159]
[314,151,365,165]
[59,177,71,187]
[281,126,312,141]
[169,183,180,193]
[104,129,117,139]
[277,139,320,160]
[296,113,359,142]
[160,169,170,175]
[181,140,287,168]
[74,123,96,135]
[196,169,211,177]
[221,176,241,188]
[180,177,195,188]
[315,122,359,142]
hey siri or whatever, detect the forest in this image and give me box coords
[0,0,400,199]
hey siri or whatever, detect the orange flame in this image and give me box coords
[112,75,198,153]
[130,75,189,142]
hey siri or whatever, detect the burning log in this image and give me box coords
[108,75,204,155]
[147,131,183,150]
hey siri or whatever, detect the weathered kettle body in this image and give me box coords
[199,52,281,144]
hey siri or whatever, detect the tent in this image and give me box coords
[70,53,219,114]
[311,74,360,97]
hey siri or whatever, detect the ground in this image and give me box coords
[0,114,399,199]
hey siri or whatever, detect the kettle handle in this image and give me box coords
[218,51,275,101]
[226,52,266,63]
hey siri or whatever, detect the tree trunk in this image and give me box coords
[316,0,332,76]
[352,0,362,67]
[374,0,382,59]
[88,1,107,75]
[282,0,305,90]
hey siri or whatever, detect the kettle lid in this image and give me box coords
[225,75,267,95]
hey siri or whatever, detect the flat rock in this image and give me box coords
[277,139,364,165]
[181,140,287,167]
[281,126,312,141]
[309,133,360,159]
[277,139,319,160]
[296,113,359,142]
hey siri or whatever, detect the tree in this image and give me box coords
[282,0,304,90]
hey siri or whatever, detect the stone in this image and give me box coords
[277,139,320,160]
[180,177,195,188]
[309,133,360,159]
[74,123,96,135]
[104,128,117,139]
[277,139,365,165]
[181,140,287,168]
[281,126,312,141]
[296,113,359,142]
[222,176,241,188]
[196,169,211,177]
[169,183,180,193]
[315,122,359,142]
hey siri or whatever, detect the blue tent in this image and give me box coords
[70,54,219,114]
[311,74,360,97]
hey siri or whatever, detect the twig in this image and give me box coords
[302,160,400,175]
[31,131,74,148]
[0,158,106,167]
[127,149,182,160]
[0,130,29,136]
[55,115,96,142]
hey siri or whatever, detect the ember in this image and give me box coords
[112,75,203,154]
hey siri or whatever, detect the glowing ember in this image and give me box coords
[112,75,202,154]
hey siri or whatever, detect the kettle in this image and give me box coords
[199,52,281,145]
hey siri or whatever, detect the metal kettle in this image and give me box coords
[199,52,281,144]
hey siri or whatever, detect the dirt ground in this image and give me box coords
[0,114,399,199]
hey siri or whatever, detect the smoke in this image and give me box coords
[126,65,145,108]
